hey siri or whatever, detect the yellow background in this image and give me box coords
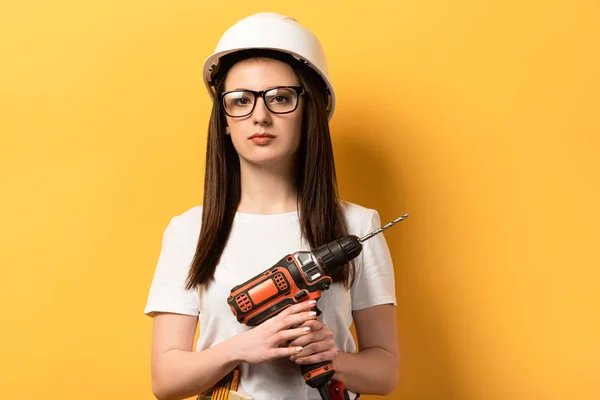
[1,0,598,399]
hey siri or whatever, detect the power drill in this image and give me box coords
[227,213,409,400]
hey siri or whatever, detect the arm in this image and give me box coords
[289,209,399,394]
[150,301,318,400]
[289,304,399,396]
[333,304,399,395]
[150,313,239,400]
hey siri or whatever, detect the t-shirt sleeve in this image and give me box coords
[144,216,200,317]
[350,210,397,311]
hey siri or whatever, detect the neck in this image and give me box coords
[237,158,298,215]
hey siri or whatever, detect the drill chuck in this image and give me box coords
[312,235,363,276]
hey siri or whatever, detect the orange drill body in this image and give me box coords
[227,250,332,326]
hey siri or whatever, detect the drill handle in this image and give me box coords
[299,360,335,390]
[312,304,322,317]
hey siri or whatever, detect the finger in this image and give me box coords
[278,310,318,330]
[263,301,316,333]
[269,326,311,347]
[288,334,312,349]
[298,319,324,330]
[269,345,305,360]
[276,300,316,319]
[292,339,333,359]
[289,323,332,346]
[294,349,337,365]
[288,328,330,348]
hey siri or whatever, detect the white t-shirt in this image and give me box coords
[144,200,397,400]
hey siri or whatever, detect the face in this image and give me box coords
[223,58,304,168]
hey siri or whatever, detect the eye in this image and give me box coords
[234,97,251,106]
[224,91,254,108]
[271,95,289,104]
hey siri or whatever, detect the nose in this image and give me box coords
[252,97,272,126]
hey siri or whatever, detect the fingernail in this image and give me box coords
[295,359,304,364]
[302,327,310,332]
[289,356,295,361]
[296,346,303,353]
[308,300,316,305]
[308,311,316,317]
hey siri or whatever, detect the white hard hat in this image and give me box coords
[202,12,336,120]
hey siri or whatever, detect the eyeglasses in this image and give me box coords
[220,86,304,118]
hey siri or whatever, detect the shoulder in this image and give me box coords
[162,205,204,250]
[340,200,379,236]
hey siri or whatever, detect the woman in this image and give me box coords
[144,12,399,400]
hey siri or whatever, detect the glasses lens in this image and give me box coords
[223,91,255,117]
[264,87,299,114]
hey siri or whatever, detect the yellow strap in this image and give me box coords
[202,367,241,400]
[228,391,253,400]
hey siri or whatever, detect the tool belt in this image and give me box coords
[198,367,357,399]
[198,367,244,400]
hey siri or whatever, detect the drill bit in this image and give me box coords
[359,214,409,243]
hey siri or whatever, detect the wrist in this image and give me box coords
[332,351,349,382]
[222,333,245,365]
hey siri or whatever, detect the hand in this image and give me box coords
[287,319,337,365]
[232,300,318,364]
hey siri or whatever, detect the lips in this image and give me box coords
[248,133,276,139]
[248,133,276,146]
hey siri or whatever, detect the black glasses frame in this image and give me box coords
[220,86,304,118]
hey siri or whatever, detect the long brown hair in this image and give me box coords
[185,50,354,290]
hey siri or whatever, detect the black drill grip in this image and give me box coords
[300,360,335,389]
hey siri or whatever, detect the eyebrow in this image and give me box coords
[227,85,298,92]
